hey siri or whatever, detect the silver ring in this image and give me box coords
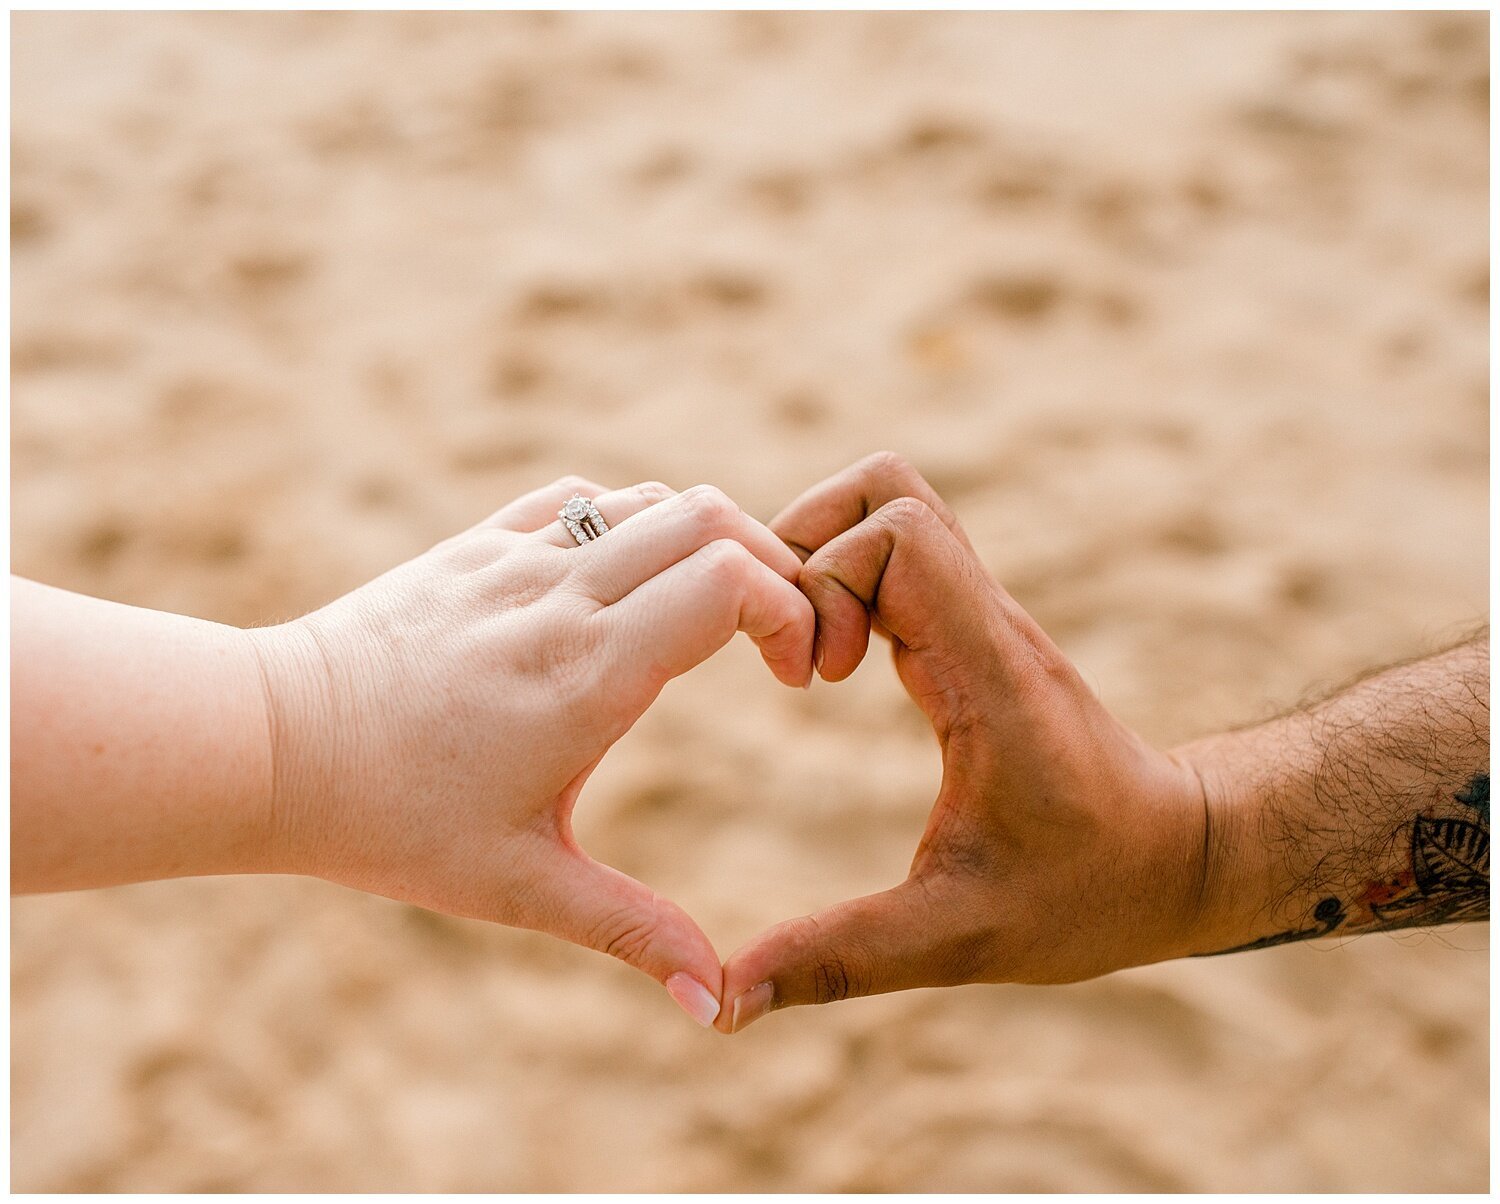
[558,494,609,545]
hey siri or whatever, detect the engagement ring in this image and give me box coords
[559,495,609,544]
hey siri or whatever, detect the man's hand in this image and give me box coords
[716,454,1211,1031]
[716,454,1489,1033]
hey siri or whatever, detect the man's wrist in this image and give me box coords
[1129,744,1250,965]
[1167,718,1323,957]
[1163,740,1251,956]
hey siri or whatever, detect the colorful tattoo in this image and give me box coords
[1198,772,1488,956]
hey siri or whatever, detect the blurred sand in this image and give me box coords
[10,11,1489,1192]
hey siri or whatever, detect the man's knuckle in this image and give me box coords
[797,549,847,603]
[791,913,867,1004]
[862,449,914,481]
[811,951,860,1004]
[876,494,935,531]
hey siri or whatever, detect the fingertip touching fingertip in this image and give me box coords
[783,538,814,564]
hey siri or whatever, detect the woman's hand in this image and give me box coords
[247,477,814,1026]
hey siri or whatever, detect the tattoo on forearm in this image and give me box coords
[1198,771,1489,956]
[1360,772,1489,930]
[1201,895,1347,955]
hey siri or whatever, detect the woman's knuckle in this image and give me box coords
[700,537,750,576]
[681,483,735,526]
[588,906,661,966]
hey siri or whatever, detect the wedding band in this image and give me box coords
[559,494,609,544]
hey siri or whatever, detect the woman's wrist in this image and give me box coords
[13,581,293,891]
[239,619,341,880]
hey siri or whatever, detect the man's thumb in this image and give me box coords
[715,881,953,1034]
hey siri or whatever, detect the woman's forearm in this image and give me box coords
[11,577,280,892]
[10,479,814,1027]
[1184,635,1489,955]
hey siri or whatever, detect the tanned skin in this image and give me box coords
[715,454,1487,1032]
[1187,641,1489,953]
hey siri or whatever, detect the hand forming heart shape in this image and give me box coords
[246,453,1208,1032]
[711,453,1207,1031]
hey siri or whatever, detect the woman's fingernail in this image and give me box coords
[730,982,775,1033]
[665,973,721,1028]
[813,640,824,677]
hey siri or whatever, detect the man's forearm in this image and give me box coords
[1180,635,1489,956]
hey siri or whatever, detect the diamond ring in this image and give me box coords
[558,495,610,545]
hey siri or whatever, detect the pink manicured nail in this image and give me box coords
[665,973,721,1027]
[730,982,775,1033]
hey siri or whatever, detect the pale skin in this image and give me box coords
[13,477,817,1028]
[13,457,1489,1036]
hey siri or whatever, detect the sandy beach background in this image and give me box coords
[11,11,1488,1192]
